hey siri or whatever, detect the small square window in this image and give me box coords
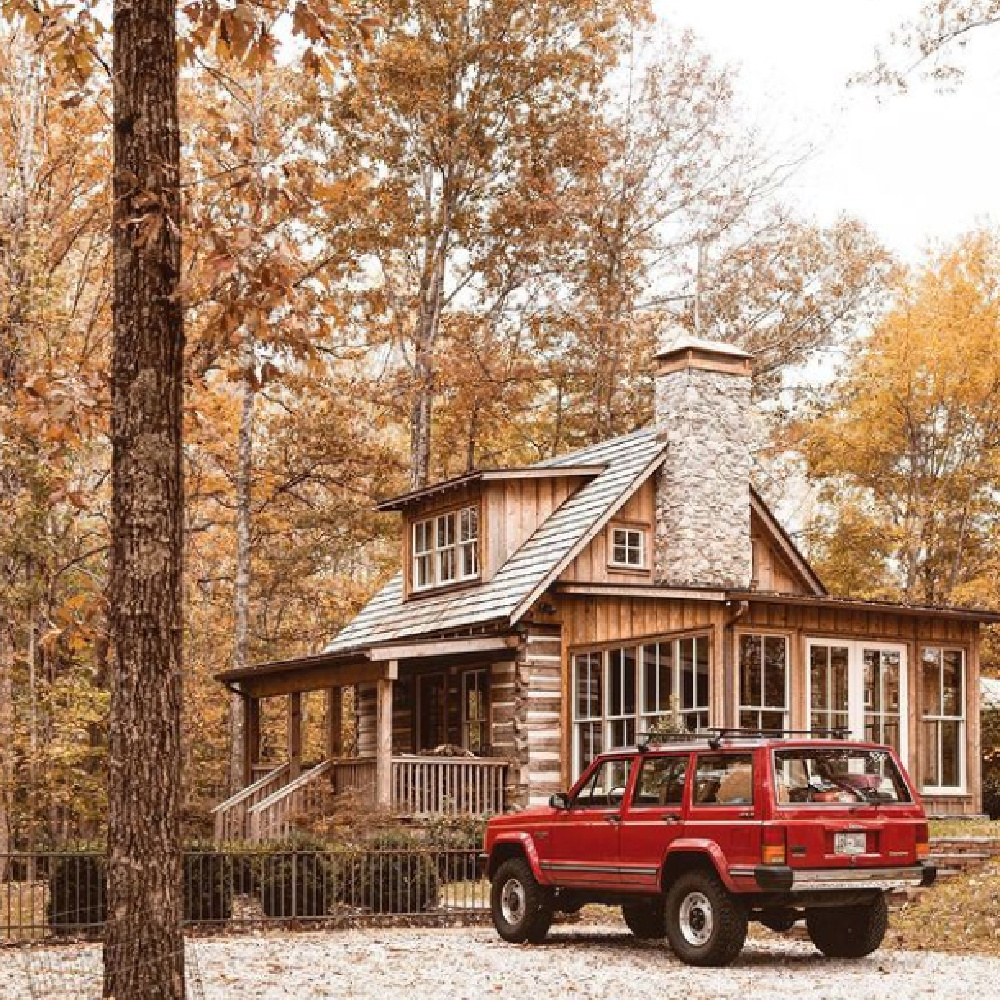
[609,527,645,568]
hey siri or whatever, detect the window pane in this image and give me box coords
[922,648,942,717]
[693,754,754,806]
[831,647,849,712]
[740,635,761,707]
[609,649,623,714]
[943,650,963,716]
[642,645,658,714]
[883,651,900,715]
[681,639,694,710]
[764,637,787,710]
[696,637,709,709]
[613,543,628,564]
[623,648,636,715]
[810,646,828,711]
[864,649,881,712]
[922,721,940,787]
[941,720,961,787]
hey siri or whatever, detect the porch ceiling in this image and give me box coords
[215,634,521,699]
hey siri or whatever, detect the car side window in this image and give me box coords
[573,757,633,809]
[693,753,754,806]
[634,755,688,807]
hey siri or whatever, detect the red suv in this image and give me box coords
[484,730,935,966]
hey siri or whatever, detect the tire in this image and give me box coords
[622,899,666,939]
[806,894,888,959]
[664,870,747,967]
[490,857,553,944]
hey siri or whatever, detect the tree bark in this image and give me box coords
[105,2,185,998]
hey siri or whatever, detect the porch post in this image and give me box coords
[326,686,343,760]
[243,695,260,788]
[288,691,303,780]
[375,669,394,809]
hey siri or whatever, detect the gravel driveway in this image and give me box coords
[10,925,996,999]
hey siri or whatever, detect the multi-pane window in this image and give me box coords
[573,635,710,779]
[462,669,488,753]
[864,649,902,753]
[574,651,603,776]
[809,643,850,734]
[921,647,966,790]
[411,506,479,591]
[738,634,789,732]
[610,527,646,568]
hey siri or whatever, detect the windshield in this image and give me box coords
[773,748,912,805]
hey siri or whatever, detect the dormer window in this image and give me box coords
[412,505,479,591]
[609,526,646,569]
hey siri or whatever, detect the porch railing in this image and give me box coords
[247,760,332,843]
[212,763,290,843]
[331,756,508,818]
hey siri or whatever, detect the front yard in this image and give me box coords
[8,925,1000,1000]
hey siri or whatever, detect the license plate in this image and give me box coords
[835,832,867,855]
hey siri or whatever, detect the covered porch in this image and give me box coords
[213,635,520,842]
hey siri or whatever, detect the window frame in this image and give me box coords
[737,632,790,733]
[608,524,648,570]
[631,753,690,810]
[920,645,967,795]
[410,504,481,593]
[691,752,756,809]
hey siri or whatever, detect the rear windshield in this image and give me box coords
[773,748,912,806]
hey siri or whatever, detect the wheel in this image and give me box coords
[490,857,553,944]
[664,870,747,967]
[622,899,665,939]
[759,907,799,933]
[806,894,888,959]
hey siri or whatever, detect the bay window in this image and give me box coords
[921,647,966,791]
[572,635,710,778]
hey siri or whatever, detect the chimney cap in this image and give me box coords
[653,335,753,363]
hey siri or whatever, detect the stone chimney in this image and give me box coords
[653,333,753,590]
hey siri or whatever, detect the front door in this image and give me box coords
[618,752,690,889]
[807,640,908,759]
[417,672,447,751]
[543,756,633,887]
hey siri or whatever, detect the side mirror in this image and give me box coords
[549,792,569,811]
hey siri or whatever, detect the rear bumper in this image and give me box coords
[750,862,937,893]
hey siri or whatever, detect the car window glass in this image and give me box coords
[573,757,632,809]
[634,756,687,807]
[693,753,754,806]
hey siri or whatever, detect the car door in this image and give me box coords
[544,756,634,888]
[618,752,691,889]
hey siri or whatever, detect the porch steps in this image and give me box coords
[887,838,1000,908]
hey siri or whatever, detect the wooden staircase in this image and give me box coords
[211,764,291,843]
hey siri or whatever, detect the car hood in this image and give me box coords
[488,805,557,829]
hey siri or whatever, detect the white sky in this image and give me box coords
[654,0,1000,262]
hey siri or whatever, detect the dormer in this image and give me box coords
[378,465,605,600]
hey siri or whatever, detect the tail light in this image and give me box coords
[916,821,930,861]
[762,825,787,865]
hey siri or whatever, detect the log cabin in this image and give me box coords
[214,336,1000,841]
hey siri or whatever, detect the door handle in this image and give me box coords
[605,815,622,825]
[738,810,754,819]
[661,815,681,825]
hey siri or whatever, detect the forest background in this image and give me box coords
[1,0,998,850]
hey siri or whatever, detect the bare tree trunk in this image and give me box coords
[105,2,185,998]
[0,624,12,880]
[410,336,433,489]
[230,324,254,792]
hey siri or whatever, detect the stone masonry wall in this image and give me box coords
[654,364,752,589]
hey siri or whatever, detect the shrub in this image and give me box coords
[425,814,485,883]
[183,852,232,922]
[47,853,106,935]
[332,832,439,914]
[254,841,334,918]
[982,709,1000,819]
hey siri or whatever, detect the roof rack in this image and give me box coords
[635,727,852,752]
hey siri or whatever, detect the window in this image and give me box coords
[573,757,632,809]
[634,755,688,807]
[864,649,902,750]
[574,651,603,775]
[693,753,754,806]
[738,634,788,732]
[572,635,710,779]
[411,505,479,591]
[610,526,646,568]
[773,748,911,806]
[921,647,966,791]
[810,643,849,734]
[462,669,488,753]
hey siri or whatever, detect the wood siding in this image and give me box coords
[750,508,811,595]
[558,479,655,584]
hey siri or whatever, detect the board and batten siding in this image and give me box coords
[749,509,811,595]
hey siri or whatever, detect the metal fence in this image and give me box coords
[0,845,489,945]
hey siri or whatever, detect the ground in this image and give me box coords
[8,925,1000,1000]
